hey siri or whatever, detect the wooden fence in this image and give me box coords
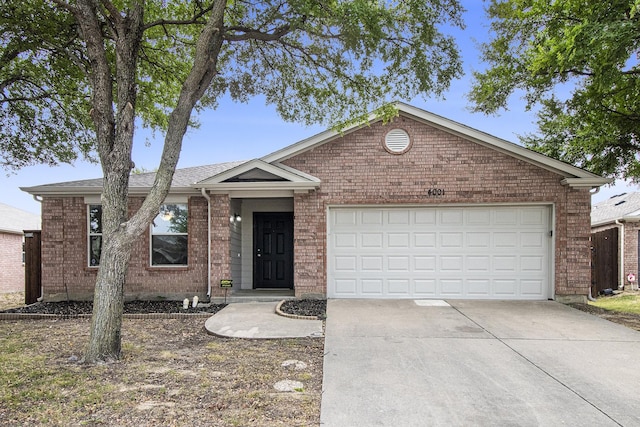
[23,230,41,304]
[591,228,618,296]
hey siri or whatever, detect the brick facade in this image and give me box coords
[0,232,25,293]
[40,196,209,301]
[37,113,596,302]
[283,116,592,301]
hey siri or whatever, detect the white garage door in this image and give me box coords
[327,206,551,299]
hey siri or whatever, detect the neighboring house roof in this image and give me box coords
[21,103,612,197]
[0,203,41,234]
[591,192,640,227]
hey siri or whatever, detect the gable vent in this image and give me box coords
[384,129,411,154]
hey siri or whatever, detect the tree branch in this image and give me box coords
[224,23,292,41]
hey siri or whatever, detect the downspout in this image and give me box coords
[588,186,600,301]
[201,188,212,298]
[616,220,625,290]
[32,195,44,301]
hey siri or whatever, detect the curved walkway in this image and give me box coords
[204,301,324,339]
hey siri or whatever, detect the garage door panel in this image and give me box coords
[334,233,357,248]
[388,233,410,247]
[414,256,436,271]
[362,279,383,295]
[335,256,357,272]
[361,256,383,271]
[414,233,436,247]
[334,279,357,295]
[328,206,550,299]
[388,210,410,225]
[388,256,410,271]
[441,279,463,295]
[361,233,383,248]
[467,279,491,296]
[414,279,437,295]
[441,232,463,248]
[388,279,410,294]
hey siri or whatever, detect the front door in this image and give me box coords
[253,212,294,289]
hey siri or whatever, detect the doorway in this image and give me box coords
[253,212,293,289]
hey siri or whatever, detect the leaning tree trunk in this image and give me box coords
[83,231,134,362]
[78,0,227,363]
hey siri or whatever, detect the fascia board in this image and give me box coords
[204,181,320,191]
[21,185,198,197]
[20,186,103,196]
[561,177,614,187]
[195,159,319,186]
[271,163,321,182]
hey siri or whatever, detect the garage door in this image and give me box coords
[327,206,551,299]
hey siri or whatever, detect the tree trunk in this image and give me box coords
[83,231,133,362]
[77,0,227,363]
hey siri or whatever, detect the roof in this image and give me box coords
[21,161,247,196]
[0,203,41,234]
[591,192,640,226]
[21,103,612,197]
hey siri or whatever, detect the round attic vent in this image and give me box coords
[384,128,411,154]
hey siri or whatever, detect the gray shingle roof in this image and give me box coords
[591,192,640,226]
[21,161,247,194]
[0,203,41,234]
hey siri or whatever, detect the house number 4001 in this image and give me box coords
[427,188,445,196]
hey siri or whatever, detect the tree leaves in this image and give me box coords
[470,0,640,181]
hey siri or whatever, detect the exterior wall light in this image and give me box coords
[229,213,242,224]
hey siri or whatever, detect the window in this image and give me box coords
[151,203,188,266]
[88,205,102,267]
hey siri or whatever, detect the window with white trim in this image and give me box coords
[151,203,188,266]
[88,204,102,267]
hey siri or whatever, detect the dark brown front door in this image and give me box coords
[253,212,293,289]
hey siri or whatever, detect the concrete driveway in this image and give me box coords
[321,300,640,426]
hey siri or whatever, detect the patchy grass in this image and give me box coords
[0,292,25,311]
[0,317,323,426]
[589,293,640,315]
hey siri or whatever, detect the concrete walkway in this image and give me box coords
[204,301,323,339]
[321,299,640,427]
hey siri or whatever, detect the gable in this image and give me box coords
[194,159,320,193]
[263,103,611,188]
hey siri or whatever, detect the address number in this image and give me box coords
[427,188,445,196]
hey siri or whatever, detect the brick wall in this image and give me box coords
[284,115,593,300]
[40,196,209,301]
[0,232,25,293]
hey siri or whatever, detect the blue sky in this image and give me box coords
[4,2,637,214]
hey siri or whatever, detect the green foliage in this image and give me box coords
[1,0,464,170]
[470,0,640,181]
[0,0,94,170]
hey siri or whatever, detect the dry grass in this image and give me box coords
[0,294,323,426]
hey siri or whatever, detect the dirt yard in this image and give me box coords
[0,293,323,426]
[3,291,640,426]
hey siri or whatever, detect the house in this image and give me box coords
[0,203,41,293]
[21,103,611,303]
[591,192,640,290]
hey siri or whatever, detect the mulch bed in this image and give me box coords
[1,299,327,319]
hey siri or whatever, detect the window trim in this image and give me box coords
[87,204,102,268]
[149,201,189,268]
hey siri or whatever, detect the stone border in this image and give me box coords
[0,312,214,320]
[275,300,319,320]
